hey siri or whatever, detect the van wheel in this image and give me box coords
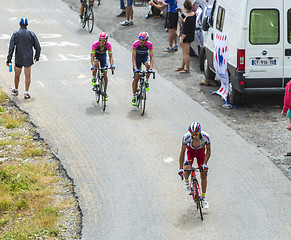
[228,74,243,105]
[199,49,205,72]
[189,47,195,56]
[204,58,215,81]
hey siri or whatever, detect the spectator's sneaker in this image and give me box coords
[120,20,130,26]
[79,17,83,26]
[131,97,137,106]
[11,88,18,96]
[172,45,178,51]
[105,94,108,101]
[24,93,30,99]
[129,19,134,25]
[116,11,126,17]
[163,47,172,52]
[202,197,209,209]
[185,182,191,195]
[92,77,97,86]
[145,81,149,92]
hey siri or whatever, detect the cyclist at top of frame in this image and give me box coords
[79,0,100,25]
[178,122,211,209]
[91,32,115,101]
[131,32,154,106]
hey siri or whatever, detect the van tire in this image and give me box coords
[189,47,195,56]
[204,58,215,81]
[199,49,205,71]
[228,73,243,105]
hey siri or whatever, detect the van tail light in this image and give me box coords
[237,49,245,72]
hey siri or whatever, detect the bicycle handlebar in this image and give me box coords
[179,167,208,181]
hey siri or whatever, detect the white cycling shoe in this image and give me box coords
[185,182,191,195]
[202,197,209,209]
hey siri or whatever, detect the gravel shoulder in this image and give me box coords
[63,0,291,179]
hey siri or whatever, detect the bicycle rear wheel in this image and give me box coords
[87,6,94,33]
[82,5,87,28]
[101,79,106,111]
[140,82,146,115]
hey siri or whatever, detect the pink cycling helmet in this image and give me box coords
[99,32,108,40]
[139,32,149,40]
[188,122,201,134]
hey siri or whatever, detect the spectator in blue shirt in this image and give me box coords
[149,0,178,52]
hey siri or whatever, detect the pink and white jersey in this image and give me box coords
[182,131,210,150]
[91,41,112,55]
[132,40,153,55]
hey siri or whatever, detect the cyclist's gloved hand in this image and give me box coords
[91,66,96,71]
[110,64,115,70]
[178,169,184,176]
[134,68,140,73]
[147,68,153,73]
[203,163,208,170]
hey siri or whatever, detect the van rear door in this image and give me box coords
[245,1,284,87]
[284,1,291,84]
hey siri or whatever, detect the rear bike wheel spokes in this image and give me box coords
[140,82,146,115]
[87,6,94,33]
[101,79,106,111]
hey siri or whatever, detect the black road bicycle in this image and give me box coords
[81,0,99,33]
[92,67,114,112]
[181,167,206,220]
[135,70,155,116]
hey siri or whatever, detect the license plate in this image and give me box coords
[252,59,276,66]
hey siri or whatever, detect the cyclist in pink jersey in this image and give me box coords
[131,32,154,106]
[178,122,211,208]
[91,32,114,101]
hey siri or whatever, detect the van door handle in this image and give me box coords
[211,33,213,40]
[268,57,273,59]
[285,49,291,56]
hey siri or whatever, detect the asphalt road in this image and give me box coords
[0,1,290,239]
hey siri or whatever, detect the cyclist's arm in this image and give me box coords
[108,52,113,66]
[179,144,187,169]
[91,52,95,66]
[132,52,137,69]
[204,143,211,165]
[149,51,154,69]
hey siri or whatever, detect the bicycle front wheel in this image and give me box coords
[101,79,106,112]
[82,6,87,28]
[95,80,101,104]
[87,6,94,33]
[197,196,203,221]
[140,82,146,115]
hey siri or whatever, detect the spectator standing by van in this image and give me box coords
[149,0,178,52]
[175,0,196,73]
[281,80,291,156]
[281,80,291,131]
[6,18,41,99]
[117,0,126,17]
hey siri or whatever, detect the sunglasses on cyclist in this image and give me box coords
[191,132,200,136]
[99,39,106,42]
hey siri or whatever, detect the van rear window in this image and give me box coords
[250,9,279,44]
[288,9,291,44]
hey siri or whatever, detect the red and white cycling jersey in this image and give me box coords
[182,131,210,150]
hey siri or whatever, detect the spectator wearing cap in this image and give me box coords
[6,18,41,99]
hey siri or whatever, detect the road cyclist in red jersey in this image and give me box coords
[131,32,154,106]
[91,32,115,101]
[178,122,211,208]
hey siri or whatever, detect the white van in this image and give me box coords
[202,0,291,105]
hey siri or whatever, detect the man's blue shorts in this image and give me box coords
[133,54,150,70]
[124,0,133,7]
[94,54,108,69]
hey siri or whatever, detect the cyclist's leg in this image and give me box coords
[144,56,151,80]
[100,55,108,90]
[196,148,207,195]
[80,0,86,17]
[132,58,141,94]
